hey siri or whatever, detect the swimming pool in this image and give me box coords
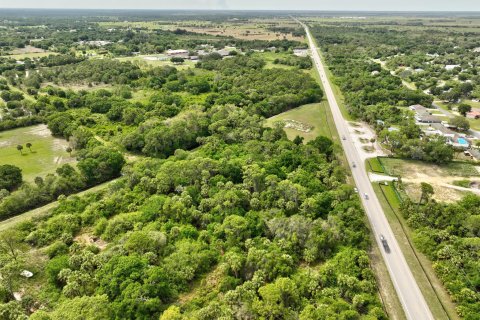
[457,138,468,145]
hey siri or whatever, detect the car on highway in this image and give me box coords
[363,193,368,200]
[342,135,346,140]
[352,162,356,168]
[380,235,390,253]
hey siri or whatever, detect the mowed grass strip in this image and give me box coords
[265,102,332,142]
[367,157,385,173]
[0,125,73,182]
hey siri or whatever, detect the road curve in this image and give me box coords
[299,21,434,320]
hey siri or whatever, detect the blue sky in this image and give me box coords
[0,0,478,11]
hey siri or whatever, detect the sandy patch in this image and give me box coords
[74,234,108,250]
[27,124,51,137]
[348,121,387,162]
[369,173,398,182]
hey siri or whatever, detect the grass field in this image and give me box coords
[265,102,333,141]
[116,55,196,70]
[380,158,480,178]
[367,157,385,173]
[0,125,73,182]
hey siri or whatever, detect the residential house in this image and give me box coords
[467,110,480,119]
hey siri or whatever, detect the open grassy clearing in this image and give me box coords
[1,45,57,59]
[0,124,73,182]
[379,158,480,202]
[165,21,304,41]
[116,55,196,70]
[381,158,480,177]
[100,19,304,41]
[372,183,459,320]
[265,102,333,141]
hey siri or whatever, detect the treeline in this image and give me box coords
[2,109,385,319]
[273,55,312,69]
[401,194,480,318]
[39,59,143,86]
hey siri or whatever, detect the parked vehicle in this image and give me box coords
[364,193,369,200]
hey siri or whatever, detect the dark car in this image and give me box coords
[380,235,390,253]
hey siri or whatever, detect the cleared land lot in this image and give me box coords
[0,124,73,181]
[380,158,480,202]
[265,102,332,141]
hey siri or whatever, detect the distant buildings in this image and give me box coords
[293,48,309,57]
[78,40,112,46]
[410,104,441,123]
[445,64,461,71]
[166,49,189,58]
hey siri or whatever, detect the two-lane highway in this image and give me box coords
[300,21,434,320]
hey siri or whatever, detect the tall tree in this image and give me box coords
[0,165,22,191]
[419,182,434,205]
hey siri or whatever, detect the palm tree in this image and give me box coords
[26,142,32,152]
[16,145,23,155]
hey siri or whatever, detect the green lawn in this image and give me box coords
[367,157,385,173]
[0,125,74,182]
[380,183,402,209]
[265,102,333,141]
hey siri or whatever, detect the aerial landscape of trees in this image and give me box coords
[0,11,388,319]
[1,9,479,320]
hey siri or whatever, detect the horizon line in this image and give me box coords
[1,8,480,13]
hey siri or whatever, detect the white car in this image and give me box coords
[354,187,358,193]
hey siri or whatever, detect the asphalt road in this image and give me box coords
[301,22,434,320]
